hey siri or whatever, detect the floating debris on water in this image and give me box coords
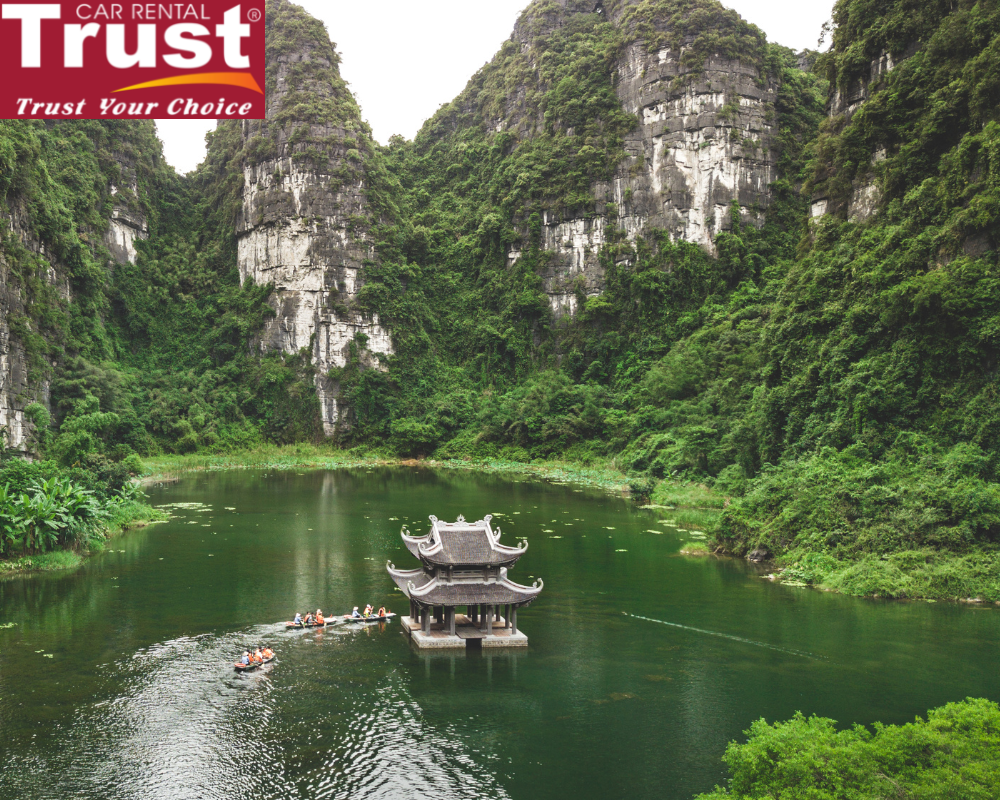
[549,536,563,539]
[543,529,554,533]
[604,526,616,530]
[616,549,628,552]
[0,622,16,629]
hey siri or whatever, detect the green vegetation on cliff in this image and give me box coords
[5,0,1000,598]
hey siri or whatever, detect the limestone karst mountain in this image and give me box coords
[4,0,1000,598]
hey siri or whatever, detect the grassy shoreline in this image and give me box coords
[141,444,646,495]
[22,445,996,603]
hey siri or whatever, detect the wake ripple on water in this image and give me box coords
[625,613,827,661]
[2,626,511,800]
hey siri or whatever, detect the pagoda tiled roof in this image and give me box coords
[401,515,527,567]
[387,562,543,607]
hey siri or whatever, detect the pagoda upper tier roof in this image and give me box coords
[401,515,527,567]
[387,563,543,607]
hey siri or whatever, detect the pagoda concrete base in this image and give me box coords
[402,615,528,650]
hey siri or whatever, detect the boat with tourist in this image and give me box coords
[234,647,275,672]
[285,610,330,629]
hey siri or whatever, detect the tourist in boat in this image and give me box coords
[254,647,263,663]
[377,606,387,618]
[363,604,373,618]
[351,606,361,618]
[241,651,250,666]
[315,609,324,625]
[304,613,314,625]
[293,612,303,625]
[262,647,274,659]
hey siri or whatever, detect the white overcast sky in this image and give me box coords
[156,0,835,173]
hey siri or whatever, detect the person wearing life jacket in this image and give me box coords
[363,604,373,618]
[351,606,361,618]
[304,613,314,625]
[377,606,387,618]
[315,609,324,625]
[254,648,263,663]
[262,647,274,659]
[293,612,302,625]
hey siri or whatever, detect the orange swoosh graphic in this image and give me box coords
[113,72,263,94]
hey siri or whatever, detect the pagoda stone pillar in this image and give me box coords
[505,604,511,628]
[512,607,518,635]
[422,607,431,634]
[486,605,494,635]
[448,607,456,635]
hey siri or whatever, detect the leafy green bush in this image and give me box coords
[0,475,103,556]
[697,698,1000,799]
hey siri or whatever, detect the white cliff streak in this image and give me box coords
[236,157,392,435]
[510,41,778,317]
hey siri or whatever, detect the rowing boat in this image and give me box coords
[342,613,396,624]
[234,655,274,672]
[285,619,330,629]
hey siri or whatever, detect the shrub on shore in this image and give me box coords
[696,699,1000,799]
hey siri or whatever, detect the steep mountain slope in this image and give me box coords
[232,0,395,432]
[5,0,1000,598]
[0,121,159,454]
[713,0,1000,595]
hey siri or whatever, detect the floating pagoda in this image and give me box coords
[387,514,543,649]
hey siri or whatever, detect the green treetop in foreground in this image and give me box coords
[697,698,1000,800]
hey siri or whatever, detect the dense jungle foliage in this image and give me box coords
[695,698,1000,799]
[5,0,1000,598]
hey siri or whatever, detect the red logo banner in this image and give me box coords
[0,1,265,119]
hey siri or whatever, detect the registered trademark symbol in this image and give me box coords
[248,8,262,22]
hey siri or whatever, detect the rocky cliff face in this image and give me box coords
[233,0,391,434]
[499,0,781,315]
[0,141,147,452]
[538,48,778,314]
[105,160,149,266]
[810,41,918,223]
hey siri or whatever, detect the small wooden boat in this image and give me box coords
[285,618,330,629]
[342,613,396,624]
[234,655,274,672]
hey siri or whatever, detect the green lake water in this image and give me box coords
[1,467,999,799]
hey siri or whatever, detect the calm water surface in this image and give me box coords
[1,468,999,799]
